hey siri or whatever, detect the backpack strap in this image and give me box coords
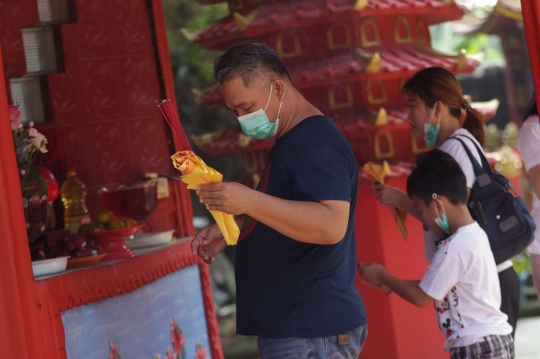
[449,135,493,187]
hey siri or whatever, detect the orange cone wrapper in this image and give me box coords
[362,162,408,241]
[171,150,240,245]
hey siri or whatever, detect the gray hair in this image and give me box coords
[214,41,291,87]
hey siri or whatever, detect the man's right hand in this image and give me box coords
[191,223,227,264]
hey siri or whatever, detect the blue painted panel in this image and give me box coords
[61,265,211,359]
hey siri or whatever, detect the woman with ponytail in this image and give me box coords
[374,66,520,336]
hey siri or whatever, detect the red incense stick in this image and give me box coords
[158,99,192,152]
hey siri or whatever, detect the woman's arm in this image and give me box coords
[528,165,540,201]
[373,184,423,222]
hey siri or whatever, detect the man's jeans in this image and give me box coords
[257,325,368,359]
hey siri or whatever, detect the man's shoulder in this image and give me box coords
[295,115,336,135]
[282,116,351,153]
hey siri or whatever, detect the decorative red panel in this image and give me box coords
[87,121,133,184]
[73,0,113,58]
[48,62,87,124]
[80,59,122,120]
[127,117,172,173]
[112,0,154,55]
[0,0,40,78]
[120,56,162,118]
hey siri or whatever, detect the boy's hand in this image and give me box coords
[358,263,387,287]
[363,280,392,294]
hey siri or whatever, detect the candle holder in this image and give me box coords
[82,224,143,262]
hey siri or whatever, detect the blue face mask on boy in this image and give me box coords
[424,107,441,148]
[432,194,451,234]
[237,84,283,140]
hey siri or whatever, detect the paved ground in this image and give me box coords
[516,316,540,359]
[221,315,540,358]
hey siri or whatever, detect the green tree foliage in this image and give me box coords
[455,33,505,64]
[429,22,505,65]
[162,0,229,84]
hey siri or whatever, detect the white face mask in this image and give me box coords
[236,84,283,140]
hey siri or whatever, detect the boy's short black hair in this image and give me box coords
[407,149,468,205]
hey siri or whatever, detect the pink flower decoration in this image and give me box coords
[20,170,25,176]
[8,105,21,123]
[195,343,208,359]
[108,342,121,359]
[28,128,38,137]
[165,347,176,359]
[28,121,34,127]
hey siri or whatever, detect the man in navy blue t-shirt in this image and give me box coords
[192,42,367,359]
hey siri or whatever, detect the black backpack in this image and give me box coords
[451,135,535,264]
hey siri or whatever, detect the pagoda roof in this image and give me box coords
[289,47,479,88]
[194,47,480,108]
[453,0,522,35]
[190,0,466,50]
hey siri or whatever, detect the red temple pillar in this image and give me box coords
[522,0,540,106]
[0,45,44,358]
[355,177,446,359]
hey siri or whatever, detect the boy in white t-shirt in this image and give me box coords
[359,150,514,359]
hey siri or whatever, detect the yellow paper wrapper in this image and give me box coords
[362,161,408,241]
[171,151,240,245]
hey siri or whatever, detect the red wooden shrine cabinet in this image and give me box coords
[0,1,222,358]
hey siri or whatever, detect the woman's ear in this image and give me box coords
[458,108,467,124]
[434,101,444,117]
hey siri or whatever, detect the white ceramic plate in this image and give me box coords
[125,230,174,249]
[32,256,70,277]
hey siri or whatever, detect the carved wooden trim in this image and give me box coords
[276,31,301,58]
[327,22,352,50]
[360,17,381,47]
[374,132,395,159]
[411,133,429,154]
[366,80,388,105]
[328,83,354,109]
[394,15,412,44]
